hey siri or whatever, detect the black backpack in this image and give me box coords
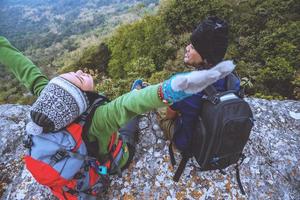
[169,73,254,194]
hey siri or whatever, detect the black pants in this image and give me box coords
[118,116,139,170]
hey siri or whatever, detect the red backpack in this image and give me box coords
[23,96,124,199]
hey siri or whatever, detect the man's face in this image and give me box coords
[184,44,203,67]
[60,70,94,91]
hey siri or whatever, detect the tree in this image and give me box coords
[125,57,156,79]
[77,43,111,73]
[107,15,175,78]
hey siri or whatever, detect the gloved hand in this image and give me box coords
[161,60,235,104]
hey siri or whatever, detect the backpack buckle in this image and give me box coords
[98,166,107,175]
[50,150,69,165]
[208,96,219,104]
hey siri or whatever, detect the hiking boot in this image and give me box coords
[119,116,139,147]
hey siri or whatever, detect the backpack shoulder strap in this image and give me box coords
[204,84,217,96]
[225,72,240,91]
[81,94,109,129]
[173,153,189,182]
[203,85,219,104]
[81,94,109,159]
[169,142,192,182]
[225,72,245,98]
[80,94,109,122]
[169,142,176,166]
[204,72,238,98]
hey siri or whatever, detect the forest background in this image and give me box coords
[0,0,299,104]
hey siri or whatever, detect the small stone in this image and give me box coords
[289,111,300,120]
[154,151,161,157]
[153,124,160,131]
[155,181,160,187]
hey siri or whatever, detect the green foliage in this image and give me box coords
[161,0,234,36]
[292,71,300,99]
[0,66,36,104]
[1,0,159,104]
[258,22,300,67]
[254,92,286,100]
[2,0,300,103]
[107,15,175,78]
[240,77,253,91]
[58,42,111,74]
[228,0,300,99]
[105,0,299,99]
[125,57,156,79]
[95,78,132,100]
[77,43,111,73]
[257,57,295,98]
[148,70,172,84]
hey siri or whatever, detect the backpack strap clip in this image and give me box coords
[208,95,220,104]
[204,85,220,104]
[97,166,107,175]
[50,149,69,165]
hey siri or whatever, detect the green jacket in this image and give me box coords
[0,36,165,168]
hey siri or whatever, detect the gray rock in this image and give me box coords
[0,98,299,199]
[0,104,53,200]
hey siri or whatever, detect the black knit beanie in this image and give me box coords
[190,16,228,65]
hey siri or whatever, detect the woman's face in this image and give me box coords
[60,70,94,91]
[184,43,204,67]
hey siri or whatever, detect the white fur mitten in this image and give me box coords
[161,60,236,104]
[171,60,235,94]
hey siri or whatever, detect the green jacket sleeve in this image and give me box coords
[0,36,48,96]
[89,84,165,155]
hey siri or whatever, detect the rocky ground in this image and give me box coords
[0,98,300,200]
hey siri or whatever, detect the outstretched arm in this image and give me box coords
[89,84,164,156]
[89,59,236,155]
[0,37,48,96]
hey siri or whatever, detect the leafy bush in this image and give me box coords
[292,70,300,99]
[148,70,172,84]
[161,0,234,36]
[125,57,156,79]
[107,15,175,78]
[95,78,132,100]
[257,57,295,98]
[77,43,111,73]
[3,0,300,103]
